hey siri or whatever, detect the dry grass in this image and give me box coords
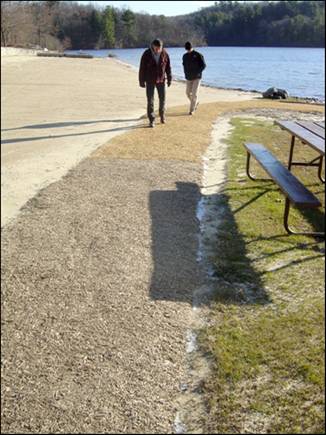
[92,100,323,163]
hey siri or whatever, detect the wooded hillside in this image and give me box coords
[1,1,324,50]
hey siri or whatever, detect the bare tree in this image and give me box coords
[1,1,16,46]
[1,1,40,48]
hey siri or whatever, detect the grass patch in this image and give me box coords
[201,117,325,434]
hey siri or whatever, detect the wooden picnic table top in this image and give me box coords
[295,121,325,139]
[275,120,325,156]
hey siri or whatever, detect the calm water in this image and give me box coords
[66,47,325,101]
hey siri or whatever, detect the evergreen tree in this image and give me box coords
[102,6,116,48]
[121,9,136,47]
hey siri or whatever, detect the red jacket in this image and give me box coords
[139,48,172,86]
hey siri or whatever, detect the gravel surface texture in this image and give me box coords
[1,158,202,434]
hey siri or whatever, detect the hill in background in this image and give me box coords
[1,1,325,50]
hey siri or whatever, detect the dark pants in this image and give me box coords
[146,83,166,122]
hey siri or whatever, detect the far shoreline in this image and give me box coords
[2,46,324,105]
[107,54,325,106]
[65,47,326,105]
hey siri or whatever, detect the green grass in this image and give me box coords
[200,118,325,434]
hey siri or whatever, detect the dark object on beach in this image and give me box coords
[37,52,93,59]
[262,87,289,99]
[64,53,93,59]
[37,52,64,57]
[107,53,117,58]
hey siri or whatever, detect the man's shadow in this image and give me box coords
[149,182,270,305]
[149,182,201,304]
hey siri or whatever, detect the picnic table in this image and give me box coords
[244,119,325,237]
[275,120,325,183]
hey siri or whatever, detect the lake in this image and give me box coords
[66,47,325,101]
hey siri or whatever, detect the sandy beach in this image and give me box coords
[1,53,256,227]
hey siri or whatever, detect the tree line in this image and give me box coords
[1,1,324,50]
[192,0,325,47]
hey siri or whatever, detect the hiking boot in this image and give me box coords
[149,120,155,128]
[160,117,166,124]
[190,102,199,115]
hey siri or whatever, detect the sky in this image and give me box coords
[76,1,218,16]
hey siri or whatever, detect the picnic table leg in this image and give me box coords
[283,198,325,237]
[288,135,295,170]
[246,152,272,181]
[318,156,325,184]
[246,152,256,181]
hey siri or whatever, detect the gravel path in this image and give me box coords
[1,157,202,434]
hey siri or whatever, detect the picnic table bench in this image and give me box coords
[244,143,324,237]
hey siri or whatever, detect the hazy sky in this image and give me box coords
[77,1,217,16]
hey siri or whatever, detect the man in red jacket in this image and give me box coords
[139,39,172,128]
